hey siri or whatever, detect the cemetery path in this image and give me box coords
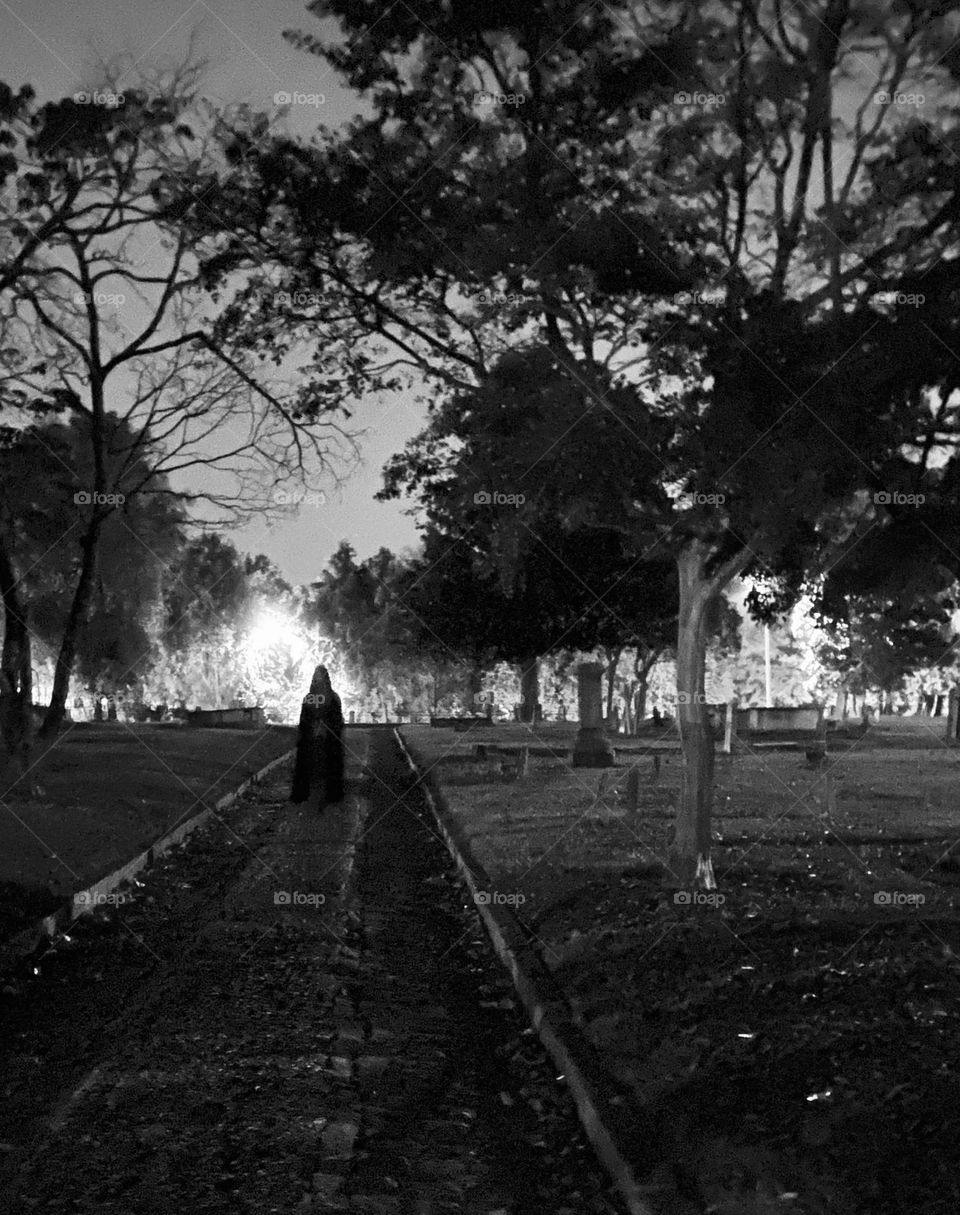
[0,729,623,1215]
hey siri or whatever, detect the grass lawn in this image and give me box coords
[0,723,295,939]
[404,719,960,1215]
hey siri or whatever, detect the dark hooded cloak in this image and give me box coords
[290,664,345,804]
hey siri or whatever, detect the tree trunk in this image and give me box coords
[42,368,111,739]
[636,672,649,725]
[603,646,622,726]
[0,528,34,790]
[519,656,539,724]
[669,542,716,889]
[634,646,660,729]
[667,541,749,890]
[40,527,100,738]
[623,680,637,735]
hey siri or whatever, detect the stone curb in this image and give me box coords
[394,728,661,1215]
[1,747,296,972]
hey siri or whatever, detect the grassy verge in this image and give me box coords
[0,724,295,939]
[404,721,960,1215]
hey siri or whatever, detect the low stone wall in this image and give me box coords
[429,715,495,731]
[735,706,822,732]
[187,707,266,729]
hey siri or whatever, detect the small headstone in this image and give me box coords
[572,662,616,768]
[501,745,529,780]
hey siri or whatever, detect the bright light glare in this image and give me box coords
[246,608,307,656]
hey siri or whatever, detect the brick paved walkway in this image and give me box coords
[0,729,621,1214]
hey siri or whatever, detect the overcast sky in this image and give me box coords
[0,0,424,586]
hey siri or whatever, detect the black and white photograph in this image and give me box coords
[1,2,960,1211]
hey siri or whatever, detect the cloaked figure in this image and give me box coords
[290,664,345,806]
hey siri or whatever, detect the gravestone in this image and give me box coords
[572,662,616,768]
[348,710,356,725]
